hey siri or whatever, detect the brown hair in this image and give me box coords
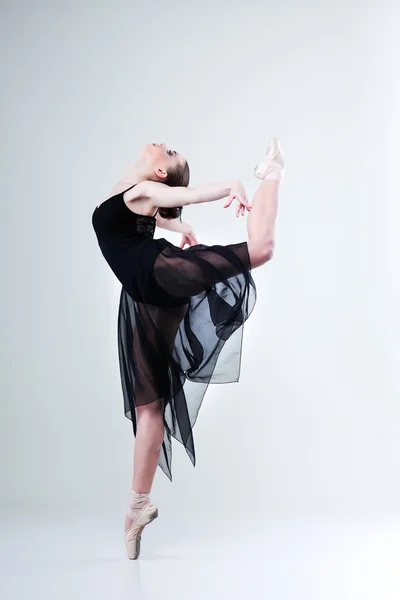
[158,160,190,220]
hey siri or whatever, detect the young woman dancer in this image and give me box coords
[92,138,284,559]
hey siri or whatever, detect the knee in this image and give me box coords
[249,240,274,269]
[137,401,165,448]
[137,400,164,423]
[260,242,274,264]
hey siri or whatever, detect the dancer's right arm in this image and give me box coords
[131,180,250,210]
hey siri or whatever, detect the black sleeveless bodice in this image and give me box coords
[92,188,157,248]
[92,187,160,302]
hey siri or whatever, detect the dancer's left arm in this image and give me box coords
[155,213,199,248]
[155,213,192,234]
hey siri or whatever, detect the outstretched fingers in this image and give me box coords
[224,193,252,218]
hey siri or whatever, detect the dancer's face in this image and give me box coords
[140,143,185,181]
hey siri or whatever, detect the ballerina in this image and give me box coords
[92,138,284,559]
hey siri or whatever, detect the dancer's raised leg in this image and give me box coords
[247,138,284,269]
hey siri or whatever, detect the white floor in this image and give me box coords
[1,513,399,600]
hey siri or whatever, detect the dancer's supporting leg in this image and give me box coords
[125,305,187,558]
[131,400,164,493]
[124,399,163,559]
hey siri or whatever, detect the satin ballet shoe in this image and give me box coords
[254,138,285,181]
[124,501,159,560]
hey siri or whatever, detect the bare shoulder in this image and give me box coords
[123,181,159,216]
[134,180,168,197]
[124,180,166,200]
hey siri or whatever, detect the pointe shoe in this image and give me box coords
[254,138,285,181]
[124,502,159,560]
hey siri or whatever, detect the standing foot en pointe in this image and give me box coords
[124,490,159,560]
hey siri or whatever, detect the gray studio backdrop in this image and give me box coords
[1,0,399,523]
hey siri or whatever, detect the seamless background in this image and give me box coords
[1,1,399,599]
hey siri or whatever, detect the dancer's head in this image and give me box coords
[139,143,190,219]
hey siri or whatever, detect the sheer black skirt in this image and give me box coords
[117,238,256,480]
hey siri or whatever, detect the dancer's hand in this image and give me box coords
[224,180,252,217]
[180,230,199,249]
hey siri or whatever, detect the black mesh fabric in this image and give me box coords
[92,187,256,480]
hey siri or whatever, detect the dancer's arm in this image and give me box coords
[155,213,193,235]
[131,179,250,209]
